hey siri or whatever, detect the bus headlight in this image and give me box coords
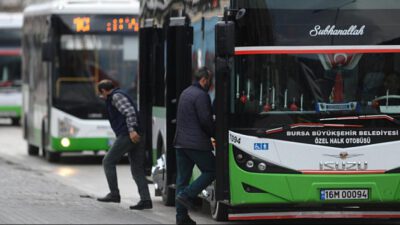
[61,137,71,147]
[258,163,267,171]
[233,146,301,174]
[236,153,244,162]
[246,160,254,168]
[58,119,79,137]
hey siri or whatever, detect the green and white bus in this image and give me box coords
[141,0,400,221]
[22,0,140,162]
[0,13,22,126]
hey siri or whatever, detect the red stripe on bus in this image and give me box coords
[0,49,21,56]
[301,170,385,174]
[229,213,400,220]
[235,49,400,55]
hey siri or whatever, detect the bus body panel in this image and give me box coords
[229,143,400,205]
[0,90,21,118]
[50,107,114,152]
[151,106,166,160]
[229,131,400,172]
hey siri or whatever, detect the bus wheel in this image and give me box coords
[27,144,39,156]
[11,118,20,126]
[45,150,61,163]
[211,201,228,221]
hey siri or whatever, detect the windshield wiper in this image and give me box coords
[320,114,400,125]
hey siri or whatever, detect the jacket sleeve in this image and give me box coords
[194,93,215,138]
[111,93,138,133]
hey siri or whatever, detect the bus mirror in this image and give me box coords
[215,21,235,57]
[42,42,54,62]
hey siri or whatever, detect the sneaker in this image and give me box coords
[176,215,196,225]
[97,193,121,203]
[176,194,196,211]
[129,200,153,210]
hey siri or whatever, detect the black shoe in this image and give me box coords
[129,200,152,210]
[176,215,196,225]
[176,194,196,211]
[97,193,121,203]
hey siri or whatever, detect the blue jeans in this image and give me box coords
[175,148,216,219]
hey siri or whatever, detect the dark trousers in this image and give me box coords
[175,148,216,218]
[103,135,151,201]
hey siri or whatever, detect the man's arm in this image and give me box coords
[195,93,215,138]
[111,93,138,133]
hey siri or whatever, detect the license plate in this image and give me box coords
[320,189,369,200]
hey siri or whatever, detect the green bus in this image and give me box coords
[0,13,22,126]
[22,0,141,162]
[140,0,400,221]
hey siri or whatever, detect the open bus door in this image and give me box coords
[148,17,193,206]
[139,19,162,176]
[212,13,235,221]
[163,16,193,206]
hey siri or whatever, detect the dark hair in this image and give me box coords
[194,67,211,81]
[97,79,114,92]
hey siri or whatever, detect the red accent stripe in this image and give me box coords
[301,170,385,174]
[235,48,400,55]
[360,115,395,121]
[0,49,21,56]
[229,213,400,220]
[289,123,363,128]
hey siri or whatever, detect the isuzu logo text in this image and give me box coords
[319,161,368,171]
[310,25,365,37]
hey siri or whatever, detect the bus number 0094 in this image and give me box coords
[229,134,241,144]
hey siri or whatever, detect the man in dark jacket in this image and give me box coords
[96,79,152,210]
[174,67,216,225]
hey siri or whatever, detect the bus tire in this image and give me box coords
[211,201,228,221]
[28,144,39,156]
[45,150,61,163]
[11,118,20,126]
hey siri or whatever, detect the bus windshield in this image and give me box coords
[0,28,21,89]
[232,0,400,131]
[54,34,138,119]
[233,52,400,131]
[0,55,21,88]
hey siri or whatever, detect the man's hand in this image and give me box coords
[130,131,141,144]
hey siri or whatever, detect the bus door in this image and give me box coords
[165,16,193,201]
[139,19,164,175]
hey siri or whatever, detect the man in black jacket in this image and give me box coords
[174,67,216,225]
[96,80,152,210]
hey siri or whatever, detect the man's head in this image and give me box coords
[97,79,115,99]
[194,67,212,91]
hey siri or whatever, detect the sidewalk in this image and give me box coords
[0,157,160,224]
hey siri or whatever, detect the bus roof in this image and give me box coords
[0,13,23,29]
[23,0,139,17]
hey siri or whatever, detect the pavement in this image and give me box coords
[0,156,161,224]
